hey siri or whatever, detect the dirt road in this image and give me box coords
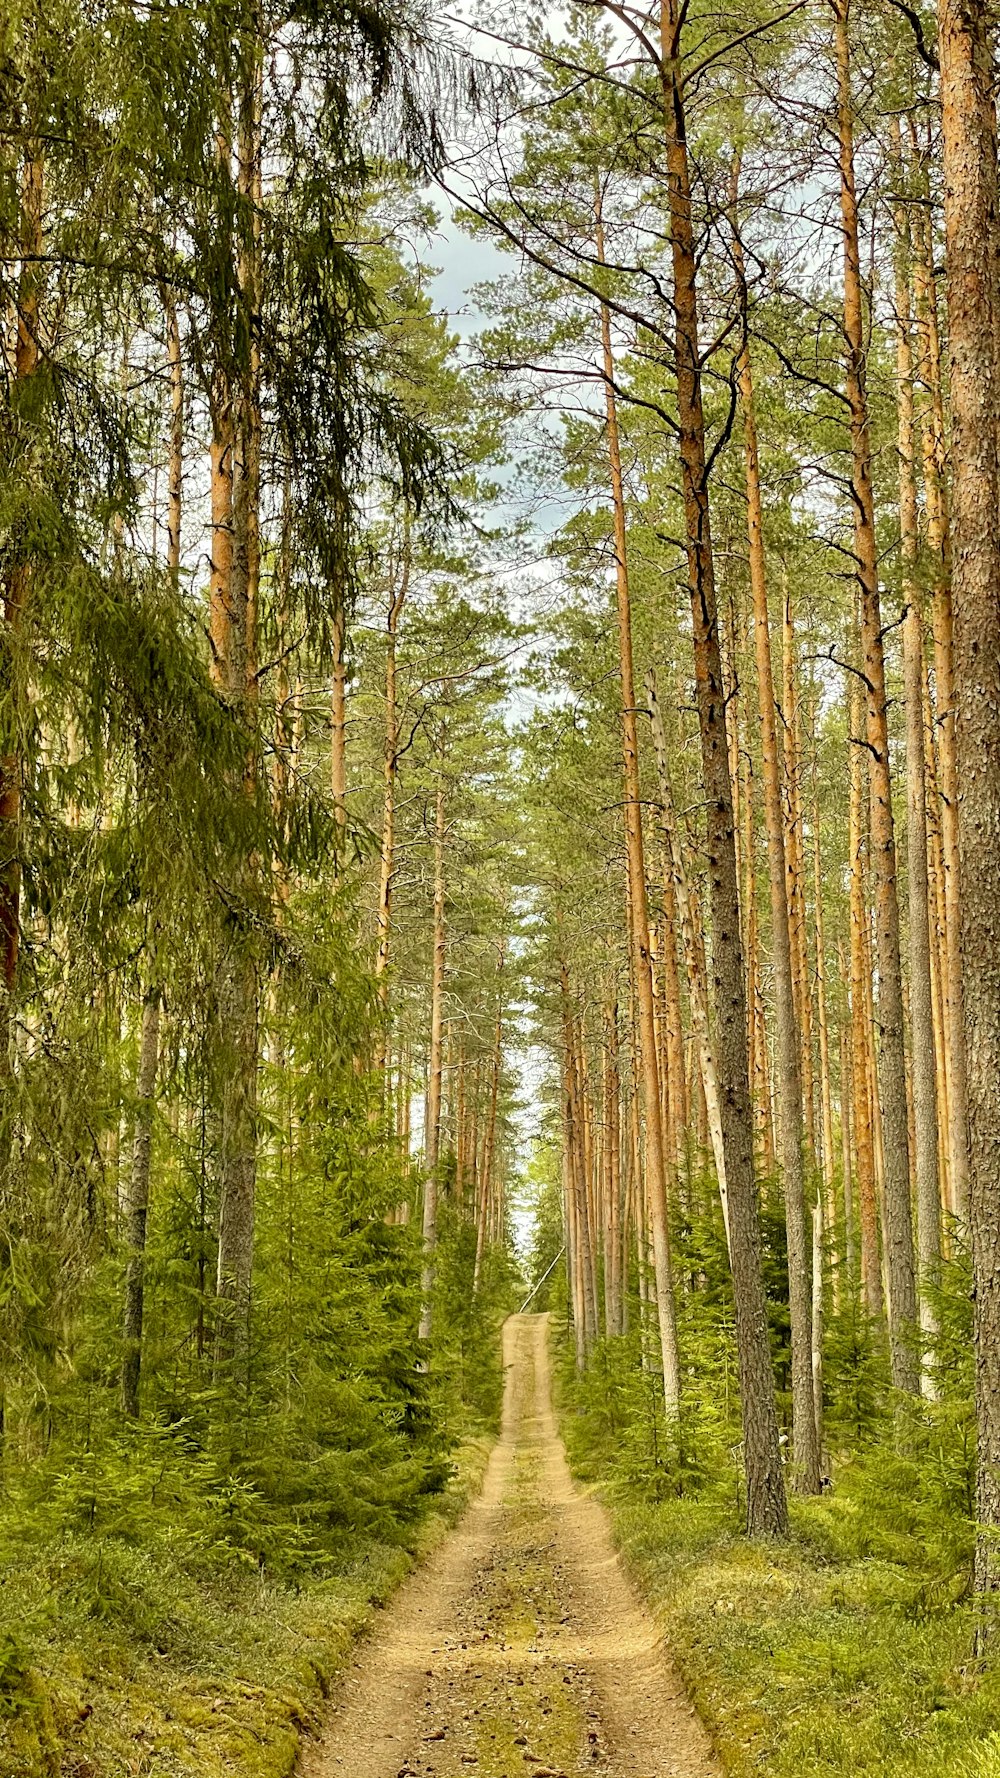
[302,1313,719,1778]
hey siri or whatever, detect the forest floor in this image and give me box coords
[301,1313,718,1778]
[0,1426,494,1778]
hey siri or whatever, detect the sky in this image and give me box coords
[414,17,609,1262]
[428,198,513,340]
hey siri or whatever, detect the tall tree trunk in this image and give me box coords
[563,973,598,1349]
[629,1042,653,1371]
[732,186,820,1491]
[164,289,183,584]
[812,1192,824,1453]
[848,674,882,1320]
[374,519,410,1038]
[0,148,44,1060]
[835,0,917,1393]
[122,992,161,1417]
[910,154,970,1223]
[657,10,787,1534]
[660,866,687,1157]
[647,675,730,1246]
[781,591,816,1162]
[739,747,774,1168]
[455,1043,467,1205]
[813,816,836,1213]
[121,288,184,1415]
[839,1019,856,1294]
[564,1135,585,1372]
[474,978,503,1294]
[604,984,623,1336]
[922,672,953,1221]
[812,796,837,1324]
[331,604,347,830]
[652,939,668,1168]
[596,189,680,1411]
[576,1012,601,1332]
[214,950,258,1385]
[935,0,1000,1614]
[418,781,446,1343]
[746,895,769,1166]
[753,936,777,1175]
[212,75,261,1390]
[466,1057,481,1218]
[892,159,941,1394]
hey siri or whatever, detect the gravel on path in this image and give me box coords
[300,1313,720,1778]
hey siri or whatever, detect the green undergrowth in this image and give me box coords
[0,1202,516,1778]
[0,1429,492,1778]
[525,1151,1000,1778]
[604,1488,998,1778]
[552,1313,1000,1778]
[0,1141,518,1778]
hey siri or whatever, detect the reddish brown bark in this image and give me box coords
[657,0,786,1533]
[935,0,1000,1608]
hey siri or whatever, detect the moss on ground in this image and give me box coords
[0,1438,492,1778]
[586,1486,1000,1778]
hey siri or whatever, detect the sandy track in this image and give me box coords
[301,1313,718,1778]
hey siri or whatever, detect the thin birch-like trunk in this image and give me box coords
[848,675,882,1321]
[647,676,730,1246]
[835,0,917,1392]
[910,151,970,1224]
[892,155,941,1392]
[1,150,44,1053]
[732,186,819,1489]
[418,783,446,1344]
[596,189,680,1409]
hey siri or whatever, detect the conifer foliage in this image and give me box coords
[0,3,519,1769]
[9,0,1000,1768]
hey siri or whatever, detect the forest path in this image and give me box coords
[301,1313,718,1778]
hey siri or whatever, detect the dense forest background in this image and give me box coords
[5,0,1000,1772]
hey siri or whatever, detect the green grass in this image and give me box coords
[0,1436,491,1778]
[552,1408,1000,1778]
[605,1489,1000,1778]
[549,1302,1000,1778]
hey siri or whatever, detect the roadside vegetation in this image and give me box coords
[1,1228,512,1778]
[538,1193,987,1778]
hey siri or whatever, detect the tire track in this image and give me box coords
[301,1313,718,1778]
